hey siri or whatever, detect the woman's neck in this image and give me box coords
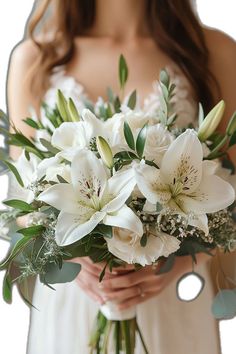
[88,0,150,41]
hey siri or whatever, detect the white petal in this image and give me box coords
[55,211,105,246]
[71,149,107,201]
[202,160,218,176]
[177,174,235,214]
[134,162,171,204]
[51,122,87,150]
[158,232,181,257]
[160,129,203,193]
[188,214,209,235]
[103,205,143,236]
[38,183,78,213]
[82,109,105,139]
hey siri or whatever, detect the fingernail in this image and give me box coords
[98,283,104,289]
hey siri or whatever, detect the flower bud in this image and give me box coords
[67,98,80,122]
[226,112,236,136]
[198,100,225,141]
[96,136,113,169]
[57,89,70,122]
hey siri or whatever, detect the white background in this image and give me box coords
[0,1,235,353]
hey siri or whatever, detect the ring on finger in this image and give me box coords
[138,285,145,298]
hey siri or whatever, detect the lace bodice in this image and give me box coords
[40,63,198,127]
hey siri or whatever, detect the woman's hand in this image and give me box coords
[74,253,211,309]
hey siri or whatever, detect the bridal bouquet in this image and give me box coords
[1,55,236,353]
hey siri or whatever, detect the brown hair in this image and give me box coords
[26,0,219,112]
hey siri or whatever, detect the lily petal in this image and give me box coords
[134,162,171,204]
[188,214,209,235]
[38,183,78,214]
[55,210,106,246]
[51,122,88,150]
[71,149,107,201]
[160,129,203,194]
[177,174,235,214]
[103,205,143,236]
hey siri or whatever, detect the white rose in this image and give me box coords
[37,156,71,183]
[106,227,180,266]
[144,124,174,165]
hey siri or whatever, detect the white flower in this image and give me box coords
[144,124,174,165]
[11,151,41,203]
[106,227,180,266]
[38,149,142,246]
[37,156,71,183]
[134,129,235,234]
[106,111,151,148]
[51,109,107,161]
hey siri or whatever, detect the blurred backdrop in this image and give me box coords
[0,1,235,353]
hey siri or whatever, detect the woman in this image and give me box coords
[7,0,236,353]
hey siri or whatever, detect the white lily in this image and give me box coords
[134,129,235,234]
[106,227,180,266]
[38,149,142,246]
[37,156,71,183]
[51,109,108,161]
[9,151,41,203]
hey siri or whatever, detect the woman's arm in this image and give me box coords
[7,39,40,159]
[203,27,236,165]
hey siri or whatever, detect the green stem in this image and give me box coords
[135,320,149,354]
[114,321,120,354]
[121,320,133,354]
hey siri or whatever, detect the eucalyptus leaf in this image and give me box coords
[3,199,34,212]
[23,118,41,130]
[0,236,33,270]
[119,54,128,89]
[2,271,13,304]
[43,262,81,284]
[3,160,24,187]
[17,225,45,237]
[124,121,135,150]
[39,138,60,154]
[212,289,236,319]
[127,90,137,110]
[159,69,170,87]
[156,254,175,274]
[136,123,148,158]
[229,130,236,147]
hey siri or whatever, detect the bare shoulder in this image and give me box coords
[9,39,40,72]
[202,27,236,71]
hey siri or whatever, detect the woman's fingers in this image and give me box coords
[117,292,156,310]
[77,278,104,305]
[101,266,155,289]
[102,285,141,303]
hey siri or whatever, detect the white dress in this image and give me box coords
[26,65,221,354]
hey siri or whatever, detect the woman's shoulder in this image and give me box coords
[202,26,235,61]
[10,39,40,70]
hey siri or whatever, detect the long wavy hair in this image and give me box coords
[25,0,220,111]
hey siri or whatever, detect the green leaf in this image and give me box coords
[107,87,114,103]
[140,233,147,247]
[3,199,34,212]
[17,225,45,237]
[0,236,33,270]
[159,69,170,87]
[119,54,128,89]
[56,175,69,183]
[212,289,236,319]
[156,254,175,274]
[2,271,13,304]
[114,151,138,160]
[43,262,81,284]
[57,89,70,122]
[39,138,60,154]
[198,103,204,126]
[136,123,148,158]
[114,96,121,113]
[123,121,135,150]
[99,263,107,282]
[67,98,80,122]
[229,130,236,147]
[23,118,41,130]
[94,224,113,238]
[127,90,137,109]
[3,160,24,187]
